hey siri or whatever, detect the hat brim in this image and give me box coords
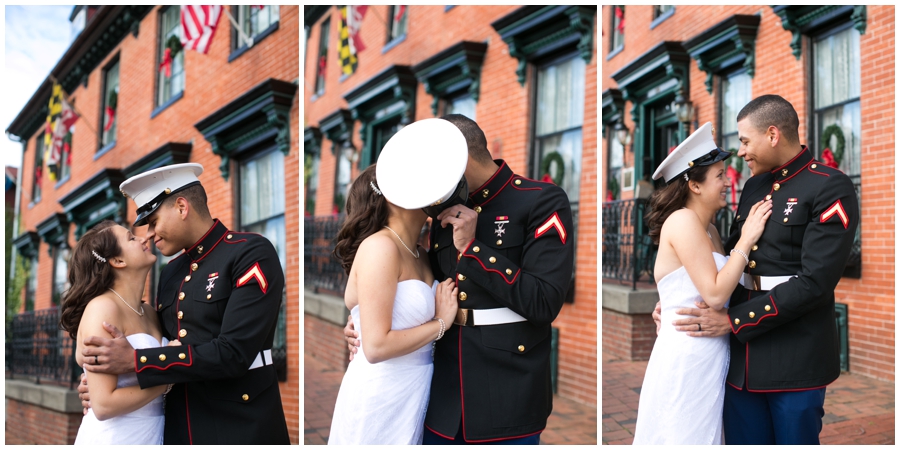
[132,181,201,227]
[667,148,732,184]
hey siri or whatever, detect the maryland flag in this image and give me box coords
[338,6,367,76]
[43,83,79,182]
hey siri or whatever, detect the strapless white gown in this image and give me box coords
[74,333,168,445]
[328,280,437,445]
[633,253,731,445]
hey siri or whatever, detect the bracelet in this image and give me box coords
[730,248,750,266]
[434,318,446,341]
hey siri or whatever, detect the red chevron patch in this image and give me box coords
[535,212,567,244]
[237,262,268,294]
[820,200,849,229]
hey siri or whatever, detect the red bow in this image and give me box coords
[159,48,173,78]
[726,165,741,210]
[821,148,839,168]
[541,173,555,184]
[606,189,615,202]
[104,106,116,132]
[615,6,625,33]
[317,55,327,77]
[395,5,406,23]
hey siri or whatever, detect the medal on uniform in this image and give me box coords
[494,216,509,237]
[784,198,797,216]
[207,272,219,293]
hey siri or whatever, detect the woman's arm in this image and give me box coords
[355,234,456,364]
[78,297,167,421]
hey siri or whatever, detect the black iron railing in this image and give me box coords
[304,215,348,296]
[601,198,655,289]
[6,308,80,388]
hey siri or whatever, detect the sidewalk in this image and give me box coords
[602,355,894,444]
[305,351,597,444]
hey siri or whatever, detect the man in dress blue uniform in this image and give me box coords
[657,95,859,444]
[80,163,290,444]
[346,115,575,444]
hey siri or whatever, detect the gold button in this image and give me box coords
[765,195,772,200]
[207,294,211,300]
[506,269,512,275]
[783,217,789,223]
[734,318,740,325]
[482,189,489,198]
[749,312,756,319]
[227,234,233,239]
[489,256,497,263]
[434,243,439,249]
[459,292,467,301]
[751,245,758,251]
[475,206,482,213]
[736,215,741,220]
[765,305,771,312]
[157,303,162,311]
[473,246,480,253]
[197,245,203,253]
[159,354,166,361]
[177,311,184,320]
[184,275,191,282]
[496,240,502,246]
[811,164,818,169]
[140,356,147,363]
[515,179,522,185]
[782,169,788,176]
[179,329,187,338]
[179,353,186,360]
[688,161,695,167]
[458,274,466,281]
[178,292,185,300]
[191,263,198,271]
[242,394,249,401]
[164,188,171,195]
[749,261,756,269]
[517,345,525,352]
[773,183,781,191]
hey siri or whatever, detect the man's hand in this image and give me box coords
[672,302,731,337]
[77,373,90,415]
[436,205,478,253]
[81,321,136,375]
[651,301,662,335]
[344,315,360,362]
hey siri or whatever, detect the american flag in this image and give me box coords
[181,5,222,54]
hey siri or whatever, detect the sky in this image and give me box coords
[4,5,73,169]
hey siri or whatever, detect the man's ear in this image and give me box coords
[174,197,190,219]
[767,125,780,148]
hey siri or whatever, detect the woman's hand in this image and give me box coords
[741,199,773,245]
[167,339,181,346]
[434,278,459,327]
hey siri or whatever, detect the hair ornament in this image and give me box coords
[92,250,107,263]
[683,173,690,182]
[370,181,382,196]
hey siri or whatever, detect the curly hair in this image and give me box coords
[59,220,122,339]
[646,164,715,245]
[333,164,390,275]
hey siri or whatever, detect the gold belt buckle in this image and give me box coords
[455,308,471,327]
[752,275,761,291]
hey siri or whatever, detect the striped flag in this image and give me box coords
[43,83,78,182]
[181,5,222,54]
[338,6,358,76]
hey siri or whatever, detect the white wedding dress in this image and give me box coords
[74,333,167,445]
[633,253,730,445]
[329,280,437,445]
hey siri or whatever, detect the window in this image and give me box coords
[813,25,861,176]
[653,5,674,19]
[101,59,119,148]
[444,95,476,121]
[25,255,37,311]
[533,55,586,211]
[240,149,287,270]
[157,6,185,107]
[314,19,330,96]
[32,133,44,204]
[719,71,752,192]
[607,131,624,201]
[305,152,320,217]
[51,245,70,306]
[387,5,408,43]
[57,132,73,183]
[610,6,624,54]
[240,5,279,44]
[334,145,352,214]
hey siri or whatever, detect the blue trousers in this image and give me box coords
[423,424,541,445]
[723,384,826,445]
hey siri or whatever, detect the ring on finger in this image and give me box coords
[455,211,461,219]
[94,355,99,365]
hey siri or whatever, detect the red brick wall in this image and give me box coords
[14,6,300,443]
[305,6,598,406]
[304,314,350,372]
[5,399,82,445]
[602,310,656,361]
[601,6,894,381]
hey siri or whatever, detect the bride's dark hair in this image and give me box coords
[59,220,122,339]
[333,164,389,274]
[645,165,715,245]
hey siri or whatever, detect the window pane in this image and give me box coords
[240,150,286,226]
[537,129,582,203]
[720,72,750,136]
[245,215,286,270]
[315,19,330,95]
[33,134,43,201]
[818,102,861,175]
[612,6,624,50]
[815,27,860,108]
[158,7,185,106]
[305,152,320,216]
[53,247,70,306]
[102,61,119,145]
[25,257,38,311]
[334,152,352,213]
[241,5,279,39]
[536,57,585,135]
[390,6,408,40]
[446,95,476,121]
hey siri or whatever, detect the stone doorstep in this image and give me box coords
[602,283,659,315]
[304,289,349,326]
[6,379,81,414]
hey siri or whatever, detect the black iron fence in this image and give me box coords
[304,215,348,296]
[601,198,655,289]
[6,308,80,388]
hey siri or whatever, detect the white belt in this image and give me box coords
[741,274,796,291]
[249,349,273,370]
[454,307,527,327]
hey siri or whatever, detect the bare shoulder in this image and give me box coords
[80,294,124,336]
[357,232,400,260]
[662,209,702,232]
[82,294,120,318]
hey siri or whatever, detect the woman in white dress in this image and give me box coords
[328,165,458,445]
[633,123,772,444]
[60,220,176,445]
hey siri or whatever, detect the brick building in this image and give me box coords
[6,6,299,444]
[303,5,598,407]
[601,5,894,382]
